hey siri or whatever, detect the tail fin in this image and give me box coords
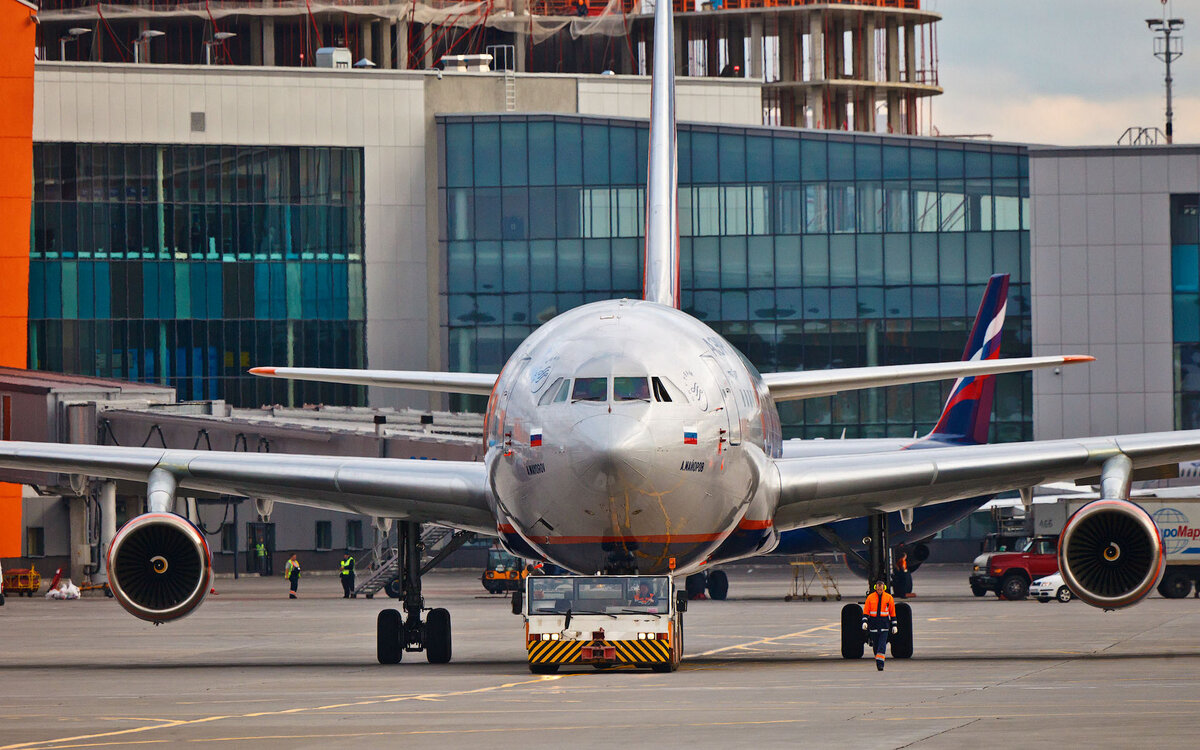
[925,273,1010,445]
[642,0,679,308]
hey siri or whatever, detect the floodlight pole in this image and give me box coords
[1148,17,1184,144]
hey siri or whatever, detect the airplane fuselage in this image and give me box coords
[483,298,783,575]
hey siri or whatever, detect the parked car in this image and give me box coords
[1031,572,1074,603]
[969,535,1059,600]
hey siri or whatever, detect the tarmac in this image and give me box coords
[1,563,1199,749]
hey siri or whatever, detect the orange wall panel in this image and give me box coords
[0,0,35,558]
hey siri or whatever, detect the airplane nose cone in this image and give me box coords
[568,414,655,491]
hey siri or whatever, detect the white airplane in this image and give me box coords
[0,0,1192,669]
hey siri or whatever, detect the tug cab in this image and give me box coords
[522,575,684,674]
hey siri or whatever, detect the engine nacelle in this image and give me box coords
[107,513,212,623]
[1058,499,1164,609]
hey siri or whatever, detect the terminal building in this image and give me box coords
[3,0,1200,580]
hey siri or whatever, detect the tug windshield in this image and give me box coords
[527,576,671,615]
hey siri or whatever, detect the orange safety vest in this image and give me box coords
[863,591,896,618]
[897,555,908,572]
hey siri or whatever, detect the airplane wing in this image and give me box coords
[761,355,1091,402]
[249,367,497,396]
[0,441,496,533]
[771,430,1200,531]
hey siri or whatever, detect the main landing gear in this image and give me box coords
[839,512,913,661]
[377,521,453,664]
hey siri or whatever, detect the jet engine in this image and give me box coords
[1058,499,1164,609]
[108,513,212,623]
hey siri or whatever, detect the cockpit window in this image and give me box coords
[651,377,672,402]
[614,377,651,401]
[552,379,570,403]
[571,377,608,402]
[538,378,565,406]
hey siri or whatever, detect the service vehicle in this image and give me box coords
[482,547,526,594]
[521,575,684,674]
[968,535,1058,600]
[1031,572,1074,603]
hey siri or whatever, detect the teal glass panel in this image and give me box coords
[1173,245,1199,292]
[857,235,883,285]
[746,136,772,183]
[582,124,611,185]
[528,122,556,186]
[824,142,851,181]
[855,143,881,180]
[555,122,583,184]
[883,234,910,285]
[911,235,938,284]
[29,262,45,318]
[802,235,829,286]
[910,147,936,179]
[556,239,583,292]
[692,132,718,182]
[612,238,639,290]
[721,236,748,289]
[939,234,966,284]
[720,133,746,183]
[775,138,800,182]
[472,123,500,187]
[829,235,856,285]
[801,140,827,181]
[1174,295,1200,341]
[693,237,719,289]
[937,148,964,179]
[774,235,801,286]
[610,126,637,184]
[500,121,529,187]
[882,146,908,180]
[748,236,774,288]
[965,150,991,178]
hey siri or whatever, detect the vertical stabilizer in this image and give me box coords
[926,273,1010,445]
[642,0,679,308]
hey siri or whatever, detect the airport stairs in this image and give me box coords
[352,524,458,598]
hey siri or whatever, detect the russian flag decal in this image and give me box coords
[683,427,698,445]
[530,428,543,447]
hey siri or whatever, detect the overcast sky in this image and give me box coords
[929,0,1200,144]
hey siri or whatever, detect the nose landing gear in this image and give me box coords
[839,511,914,661]
[376,521,454,664]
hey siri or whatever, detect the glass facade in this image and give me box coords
[439,115,1033,440]
[1172,193,1200,428]
[30,144,367,407]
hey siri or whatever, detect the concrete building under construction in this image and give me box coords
[35,0,940,133]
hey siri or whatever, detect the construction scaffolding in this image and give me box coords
[35,0,939,133]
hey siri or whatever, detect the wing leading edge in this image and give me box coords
[249,367,497,395]
[762,355,1092,402]
[0,441,495,533]
[771,429,1200,531]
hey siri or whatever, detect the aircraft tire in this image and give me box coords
[891,602,913,659]
[529,662,559,674]
[685,572,707,600]
[840,603,864,659]
[384,577,402,599]
[707,570,729,600]
[425,608,452,664]
[377,609,402,664]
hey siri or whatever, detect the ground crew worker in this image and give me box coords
[339,552,356,598]
[632,582,655,606]
[862,579,897,671]
[284,553,301,599]
[255,541,267,575]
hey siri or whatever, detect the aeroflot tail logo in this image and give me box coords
[1152,507,1200,555]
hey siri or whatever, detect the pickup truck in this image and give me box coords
[969,535,1059,600]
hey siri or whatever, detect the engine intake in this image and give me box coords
[1058,499,1164,609]
[108,513,212,623]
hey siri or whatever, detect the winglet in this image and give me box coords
[927,274,1009,445]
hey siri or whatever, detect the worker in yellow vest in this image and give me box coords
[861,579,897,671]
[339,552,356,598]
[284,554,301,599]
